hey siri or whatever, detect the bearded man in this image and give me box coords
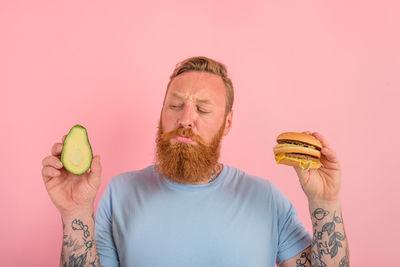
[42,56,349,267]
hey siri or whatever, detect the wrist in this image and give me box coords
[308,198,341,212]
[61,209,95,223]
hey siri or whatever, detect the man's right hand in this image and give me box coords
[41,134,102,218]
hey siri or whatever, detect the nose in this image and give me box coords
[178,104,195,128]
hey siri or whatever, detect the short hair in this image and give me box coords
[165,56,234,115]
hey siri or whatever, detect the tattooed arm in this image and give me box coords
[279,132,350,267]
[280,201,349,267]
[60,214,102,267]
[41,135,103,266]
[308,201,349,267]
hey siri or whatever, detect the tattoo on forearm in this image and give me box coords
[61,216,100,267]
[63,234,84,251]
[71,219,94,251]
[311,208,349,267]
[312,208,329,221]
[296,251,311,267]
[339,252,350,267]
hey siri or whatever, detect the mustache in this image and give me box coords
[160,127,208,146]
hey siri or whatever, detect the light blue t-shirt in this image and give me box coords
[95,164,312,267]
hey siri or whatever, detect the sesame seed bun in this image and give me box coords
[273,132,323,170]
[276,132,322,150]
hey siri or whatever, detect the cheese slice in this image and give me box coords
[275,154,323,170]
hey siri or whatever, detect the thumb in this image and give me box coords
[88,155,102,188]
[294,166,309,185]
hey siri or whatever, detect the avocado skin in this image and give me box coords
[61,124,93,175]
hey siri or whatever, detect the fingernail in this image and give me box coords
[57,161,63,168]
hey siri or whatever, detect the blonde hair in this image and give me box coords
[166,56,234,115]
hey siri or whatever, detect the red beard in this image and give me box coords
[155,120,225,184]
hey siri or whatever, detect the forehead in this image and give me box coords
[166,71,226,106]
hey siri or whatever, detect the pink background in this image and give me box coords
[1,1,399,266]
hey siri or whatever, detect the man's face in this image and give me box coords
[155,71,233,184]
[161,71,232,144]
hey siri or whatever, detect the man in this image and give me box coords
[42,56,349,267]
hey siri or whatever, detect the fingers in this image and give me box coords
[302,131,338,162]
[301,131,332,149]
[88,155,102,189]
[321,146,340,164]
[302,131,313,135]
[294,166,309,183]
[91,155,102,176]
[50,135,67,156]
[42,136,66,184]
[300,131,341,171]
[42,155,64,182]
[41,166,62,185]
[301,131,328,146]
[42,155,63,169]
[311,132,330,148]
[51,142,63,156]
[309,132,340,166]
[308,132,340,163]
[42,166,61,177]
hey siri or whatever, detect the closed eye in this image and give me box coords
[197,106,211,114]
[170,104,183,110]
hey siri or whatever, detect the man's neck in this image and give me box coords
[205,162,223,184]
[176,163,224,185]
[184,163,223,185]
[158,163,224,185]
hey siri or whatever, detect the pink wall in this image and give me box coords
[1,1,399,266]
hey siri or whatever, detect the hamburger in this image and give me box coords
[273,132,323,170]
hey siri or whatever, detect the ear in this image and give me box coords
[223,110,233,136]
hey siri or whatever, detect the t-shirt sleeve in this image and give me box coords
[95,181,120,267]
[271,184,312,265]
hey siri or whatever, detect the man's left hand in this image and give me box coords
[294,131,342,203]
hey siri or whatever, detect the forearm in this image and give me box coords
[309,200,349,266]
[60,213,101,267]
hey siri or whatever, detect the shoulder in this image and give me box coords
[98,165,163,209]
[106,165,160,192]
[222,164,286,201]
[222,164,278,190]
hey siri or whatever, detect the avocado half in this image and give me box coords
[61,124,93,175]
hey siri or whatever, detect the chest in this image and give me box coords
[111,192,278,267]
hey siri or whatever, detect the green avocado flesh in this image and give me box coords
[61,125,93,175]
